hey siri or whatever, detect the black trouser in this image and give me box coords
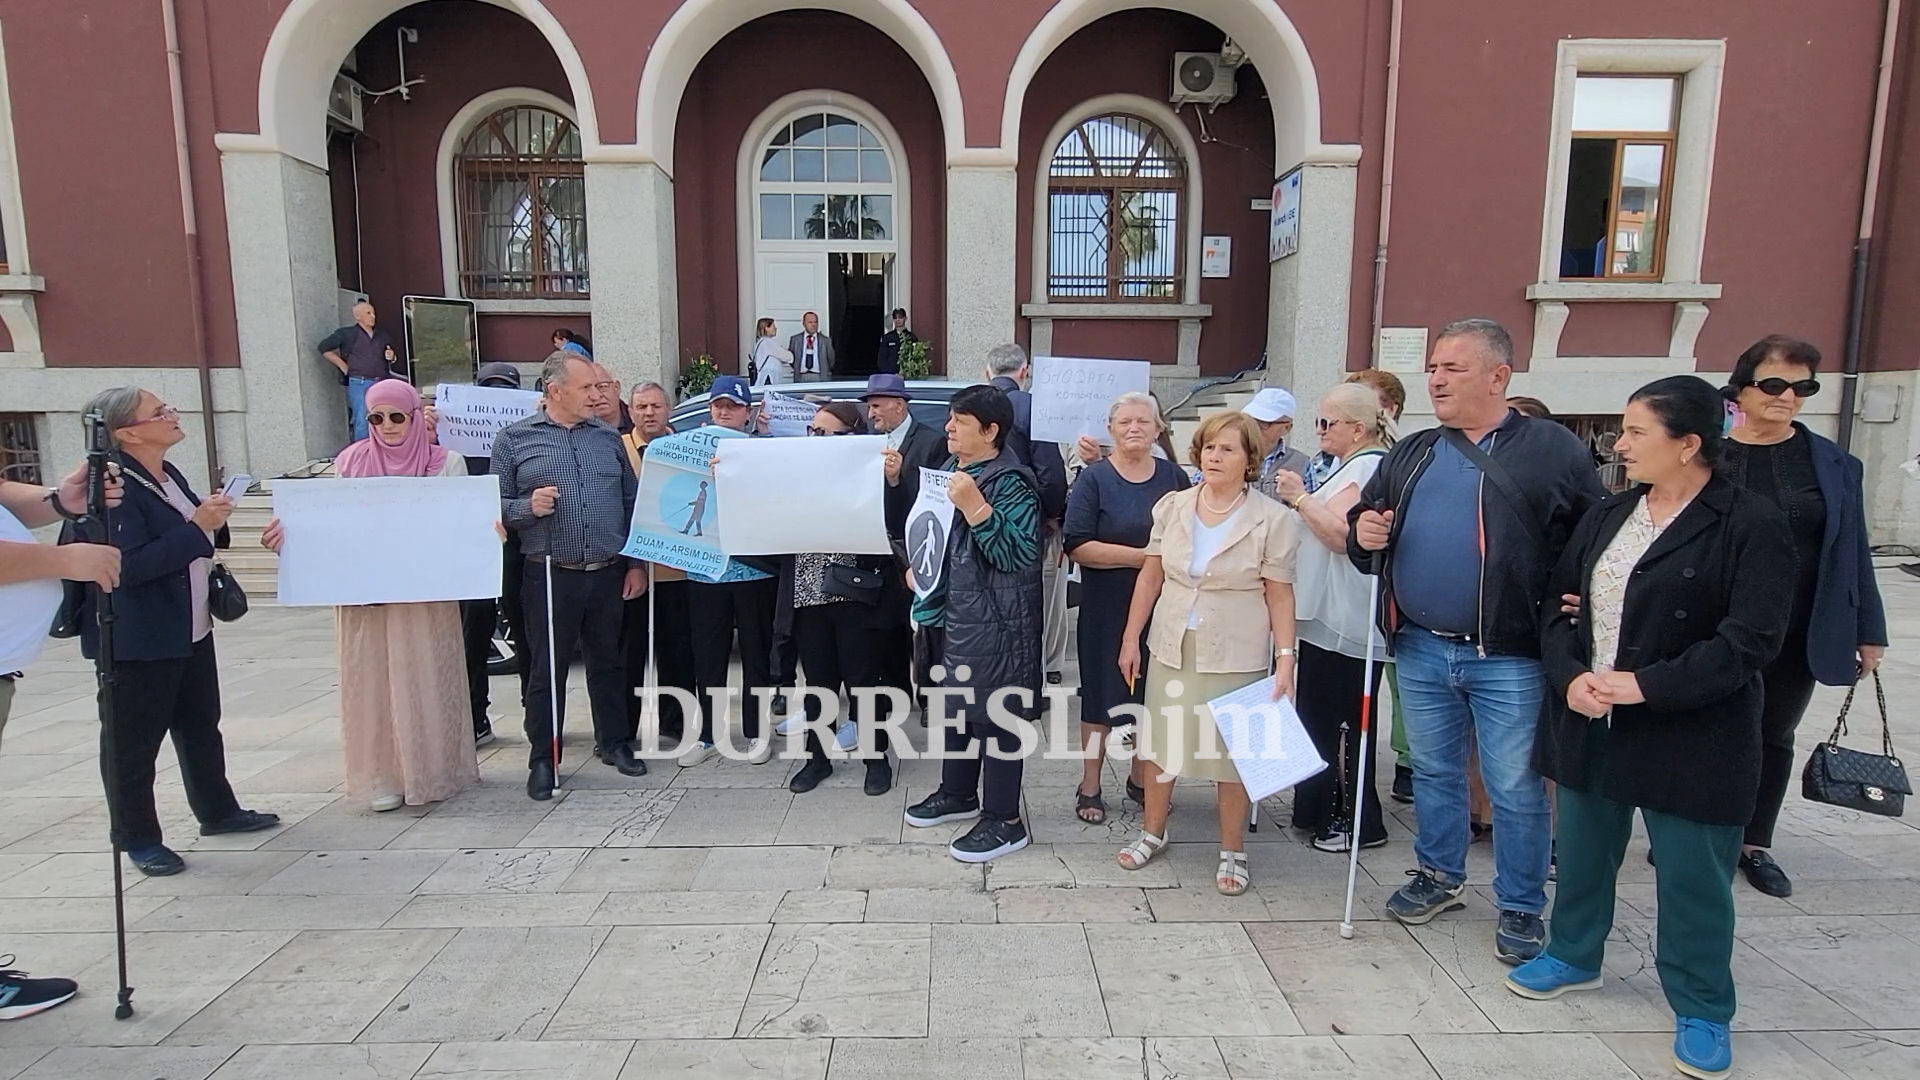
[918,625,1024,821]
[1747,636,1819,850]
[688,577,777,744]
[772,623,800,689]
[460,530,527,731]
[1291,640,1388,844]
[794,601,892,761]
[521,560,628,769]
[624,578,695,742]
[101,635,241,850]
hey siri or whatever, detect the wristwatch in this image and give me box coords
[1276,647,1297,658]
[43,487,86,523]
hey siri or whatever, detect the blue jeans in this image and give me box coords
[345,376,375,442]
[1392,627,1553,914]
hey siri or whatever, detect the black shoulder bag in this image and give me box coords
[1803,671,1909,817]
[1440,427,1548,550]
[121,465,250,624]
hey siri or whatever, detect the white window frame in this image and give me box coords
[435,87,589,313]
[0,21,44,363]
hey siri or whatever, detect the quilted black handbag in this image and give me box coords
[1802,671,1909,818]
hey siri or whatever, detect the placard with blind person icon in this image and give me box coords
[905,467,953,598]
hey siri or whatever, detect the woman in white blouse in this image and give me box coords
[750,317,795,385]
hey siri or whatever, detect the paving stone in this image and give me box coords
[415,847,588,894]
[1601,1031,1851,1080]
[994,886,1152,923]
[413,1040,634,1079]
[207,1043,435,1080]
[775,787,909,846]
[252,850,452,895]
[929,924,1108,1037]
[1403,918,1672,1034]
[14,1046,239,1080]
[1793,1029,1920,1080]
[772,889,867,922]
[590,890,783,925]
[1604,917,1867,1031]
[559,847,708,892]
[384,814,538,850]
[134,893,410,932]
[690,845,831,891]
[1245,921,1494,1035]
[168,928,455,1044]
[1412,1032,1639,1080]
[0,894,168,933]
[127,849,303,896]
[823,1037,1021,1080]
[384,892,608,928]
[518,789,683,848]
[826,844,983,890]
[1214,1036,1441,1078]
[1734,915,1920,1029]
[1086,923,1301,1036]
[1020,1036,1145,1079]
[546,924,770,1039]
[737,922,931,1037]
[360,925,607,1042]
[651,787,793,846]
[1145,1037,1232,1079]
[614,1039,830,1079]
[865,886,996,923]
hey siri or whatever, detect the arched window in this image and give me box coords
[1046,113,1184,300]
[756,110,895,244]
[453,105,587,299]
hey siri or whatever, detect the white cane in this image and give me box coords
[545,554,561,792]
[1340,559,1385,939]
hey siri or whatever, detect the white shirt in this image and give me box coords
[885,413,914,451]
[0,506,63,675]
[1294,451,1387,659]
[751,337,795,386]
[1185,505,1243,629]
[800,333,820,373]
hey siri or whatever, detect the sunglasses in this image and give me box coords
[368,411,412,426]
[808,426,854,436]
[1315,417,1352,433]
[1747,378,1821,398]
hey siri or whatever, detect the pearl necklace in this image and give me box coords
[1199,485,1246,516]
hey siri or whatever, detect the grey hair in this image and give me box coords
[83,386,147,434]
[631,381,674,405]
[1319,382,1399,450]
[985,342,1029,378]
[1107,390,1166,432]
[540,349,590,388]
[1435,318,1514,370]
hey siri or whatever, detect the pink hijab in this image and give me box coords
[334,379,448,478]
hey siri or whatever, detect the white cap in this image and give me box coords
[1242,387,1298,423]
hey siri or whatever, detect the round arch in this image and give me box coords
[435,88,580,300]
[248,0,599,169]
[635,0,967,177]
[1002,0,1358,169]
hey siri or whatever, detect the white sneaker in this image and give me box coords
[371,794,403,813]
[774,714,804,736]
[835,723,859,752]
[746,738,775,765]
[678,741,715,768]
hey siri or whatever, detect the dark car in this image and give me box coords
[668,379,974,434]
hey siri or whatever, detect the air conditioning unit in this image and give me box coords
[1171,51,1240,109]
[326,73,365,133]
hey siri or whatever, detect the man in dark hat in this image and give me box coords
[866,373,946,720]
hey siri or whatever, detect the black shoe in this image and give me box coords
[127,844,185,877]
[198,809,280,836]
[1391,764,1414,804]
[1740,850,1792,898]
[950,816,1030,863]
[527,761,555,801]
[0,960,78,1021]
[1309,818,1390,853]
[771,693,790,717]
[600,743,649,777]
[864,758,894,796]
[905,790,981,828]
[1494,909,1547,966]
[1046,671,1063,685]
[790,757,833,794]
[474,721,496,748]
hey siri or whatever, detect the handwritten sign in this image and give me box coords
[1029,356,1153,446]
[434,383,541,458]
[624,428,737,579]
[1204,677,1326,801]
[760,390,818,438]
[273,476,503,606]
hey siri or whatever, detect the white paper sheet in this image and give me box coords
[273,475,504,606]
[433,383,542,458]
[713,435,890,555]
[760,390,818,438]
[1029,356,1153,445]
[904,467,953,598]
[1203,677,1327,802]
[623,427,738,579]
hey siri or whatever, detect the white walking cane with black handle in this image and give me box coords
[545,555,561,792]
[1341,547,1385,939]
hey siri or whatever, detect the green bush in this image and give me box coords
[898,338,932,380]
[679,354,719,398]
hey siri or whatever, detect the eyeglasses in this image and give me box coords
[368,411,411,426]
[126,405,180,427]
[1747,377,1821,399]
[808,426,854,436]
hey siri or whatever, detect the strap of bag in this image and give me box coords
[1826,670,1898,760]
[1440,427,1548,550]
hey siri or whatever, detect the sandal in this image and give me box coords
[1117,830,1167,871]
[1075,788,1108,825]
[1216,849,1250,896]
[1125,777,1146,806]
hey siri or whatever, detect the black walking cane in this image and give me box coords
[82,411,135,1019]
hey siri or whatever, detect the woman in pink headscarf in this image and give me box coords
[262,380,479,811]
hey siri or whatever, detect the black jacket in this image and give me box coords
[1347,411,1606,658]
[884,415,952,542]
[1774,424,1888,685]
[79,457,230,663]
[989,376,1069,522]
[1535,478,1793,826]
[938,449,1044,724]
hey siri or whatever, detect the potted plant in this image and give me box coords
[898,338,932,380]
[679,354,718,398]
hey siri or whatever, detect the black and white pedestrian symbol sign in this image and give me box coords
[905,467,953,599]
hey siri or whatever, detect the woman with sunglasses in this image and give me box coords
[1717,335,1887,897]
[261,381,480,812]
[775,401,901,795]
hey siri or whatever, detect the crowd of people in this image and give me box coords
[0,317,1892,1079]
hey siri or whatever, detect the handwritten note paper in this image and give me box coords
[434,383,542,458]
[760,390,818,438]
[1203,677,1327,802]
[1029,356,1153,446]
[273,475,503,606]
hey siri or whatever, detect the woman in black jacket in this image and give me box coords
[78,387,279,877]
[1513,376,1792,1080]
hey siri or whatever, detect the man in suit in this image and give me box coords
[788,312,836,383]
[870,373,949,719]
[983,343,1071,683]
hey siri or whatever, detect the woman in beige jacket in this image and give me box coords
[1116,411,1299,894]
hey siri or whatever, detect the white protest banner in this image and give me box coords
[904,467,953,599]
[1029,356,1153,446]
[1203,676,1326,802]
[759,390,817,437]
[624,427,738,578]
[273,475,503,607]
[713,435,890,555]
[434,383,541,458]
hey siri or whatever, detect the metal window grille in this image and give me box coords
[1047,114,1183,301]
[0,413,41,484]
[1563,414,1629,492]
[454,106,588,299]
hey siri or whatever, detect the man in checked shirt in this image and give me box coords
[493,351,648,800]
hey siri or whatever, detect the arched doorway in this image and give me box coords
[739,96,908,378]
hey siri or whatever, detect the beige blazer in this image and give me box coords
[1144,487,1298,673]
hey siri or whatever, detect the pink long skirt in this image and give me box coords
[336,602,478,806]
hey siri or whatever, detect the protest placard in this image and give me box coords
[623,427,739,578]
[1204,677,1326,802]
[273,475,503,606]
[759,390,818,437]
[1029,356,1153,445]
[434,383,541,458]
[713,435,890,555]
[904,467,953,598]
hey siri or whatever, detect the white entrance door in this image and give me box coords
[754,252,828,371]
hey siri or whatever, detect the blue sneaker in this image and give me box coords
[1504,955,1602,1000]
[1673,1016,1732,1079]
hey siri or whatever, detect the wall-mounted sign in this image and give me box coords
[1201,236,1232,278]
[1269,167,1302,262]
[1377,327,1428,375]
